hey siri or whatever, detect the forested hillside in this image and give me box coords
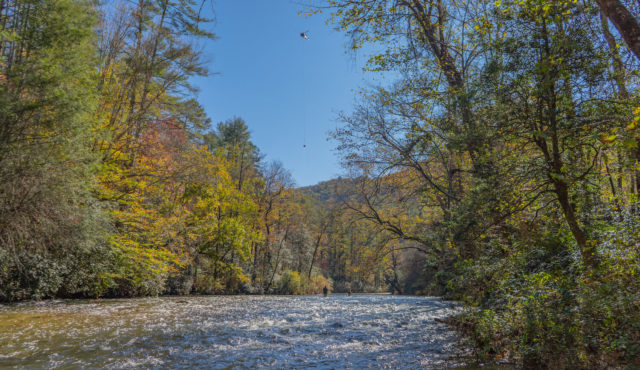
[298,178,403,293]
[299,177,430,294]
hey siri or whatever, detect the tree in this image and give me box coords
[205,117,261,191]
[183,146,261,294]
[95,0,214,163]
[252,160,295,284]
[0,0,110,301]
[596,0,640,62]
[94,0,217,295]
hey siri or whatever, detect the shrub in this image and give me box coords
[276,270,304,295]
[275,271,332,295]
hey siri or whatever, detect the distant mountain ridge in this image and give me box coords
[297,177,356,204]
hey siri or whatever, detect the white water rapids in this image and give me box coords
[0,294,472,368]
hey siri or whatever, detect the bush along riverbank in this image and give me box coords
[444,213,640,368]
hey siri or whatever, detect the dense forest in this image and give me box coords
[0,0,393,302]
[313,0,640,367]
[2,0,640,367]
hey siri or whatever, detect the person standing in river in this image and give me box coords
[323,286,328,297]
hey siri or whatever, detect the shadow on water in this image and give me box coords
[1,295,498,369]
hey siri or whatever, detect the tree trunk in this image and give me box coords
[390,250,403,294]
[600,10,629,99]
[596,0,640,62]
[552,178,597,268]
[265,228,288,292]
[307,219,329,279]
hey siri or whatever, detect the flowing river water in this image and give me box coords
[0,294,473,368]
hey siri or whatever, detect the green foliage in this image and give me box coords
[0,0,112,301]
[0,0,363,303]
[322,0,640,367]
[442,212,640,367]
[276,270,304,295]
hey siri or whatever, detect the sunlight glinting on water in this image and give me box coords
[0,295,467,369]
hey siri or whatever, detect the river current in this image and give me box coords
[0,294,469,368]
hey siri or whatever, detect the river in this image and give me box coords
[0,294,471,368]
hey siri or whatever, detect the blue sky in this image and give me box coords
[193,0,385,187]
